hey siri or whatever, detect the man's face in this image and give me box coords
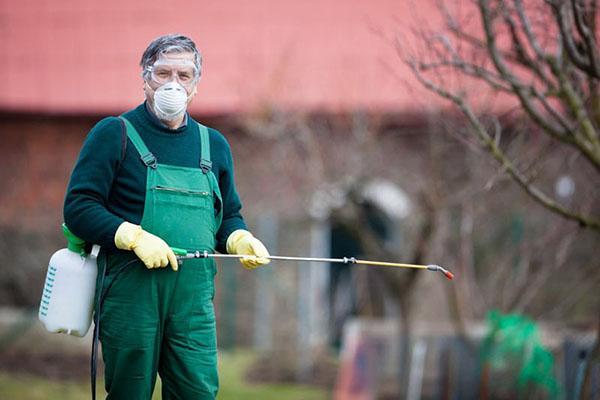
[144,51,199,106]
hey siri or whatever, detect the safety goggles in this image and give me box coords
[145,59,199,89]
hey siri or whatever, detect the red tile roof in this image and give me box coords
[0,0,487,115]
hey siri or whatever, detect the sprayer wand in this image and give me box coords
[171,248,454,280]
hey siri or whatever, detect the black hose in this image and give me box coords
[91,256,138,400]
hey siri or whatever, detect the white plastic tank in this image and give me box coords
[39,224,99,337]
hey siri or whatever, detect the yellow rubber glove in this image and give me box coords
[114,222,179,271]
[226,229,270,269]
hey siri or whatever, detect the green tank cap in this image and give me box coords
[62,223,87,256]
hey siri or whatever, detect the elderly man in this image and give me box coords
[64,34,270,399]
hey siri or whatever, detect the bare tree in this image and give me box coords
[396,4,599,396]
[230,102,600,398]
[400,0,600,230]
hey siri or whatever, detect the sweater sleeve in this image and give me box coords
[63,117,125,248]
[212,130,247,253]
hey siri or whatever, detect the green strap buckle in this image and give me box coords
[200,159,212,173]
[141,153,157,169]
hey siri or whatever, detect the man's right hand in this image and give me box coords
[114,222,178,271]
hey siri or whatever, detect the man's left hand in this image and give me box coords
[226,229,270,269]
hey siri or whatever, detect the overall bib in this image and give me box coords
[97,117,223,399]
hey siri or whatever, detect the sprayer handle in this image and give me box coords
[170,247,188,256]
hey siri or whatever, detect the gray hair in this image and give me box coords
[140,34,202,81]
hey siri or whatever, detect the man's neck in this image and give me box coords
[162,115,185,130]
[145,101,187,130]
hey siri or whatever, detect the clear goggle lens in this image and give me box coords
[146,61,199,88]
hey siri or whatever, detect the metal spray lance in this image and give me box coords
[171,248,454,280]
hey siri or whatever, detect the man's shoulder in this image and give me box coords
[77,116,125,162]
[87,116,123,141]
[208,127,230,147]
[90,104,146,141]
[120,104,146,120]
[192,120,231,149]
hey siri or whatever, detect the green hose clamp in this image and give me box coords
[170,247,188,256]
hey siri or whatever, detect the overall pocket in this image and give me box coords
[144,185,217,250]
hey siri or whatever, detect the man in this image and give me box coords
[64,34,270,399]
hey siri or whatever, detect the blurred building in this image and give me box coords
[1,0,442,115]
[0,0,447,228]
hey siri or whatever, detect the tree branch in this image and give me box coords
[420,27,578,141]
[501,1,556,88]
[511,225,576,312]
[417,60,513,93]
[546,55,600,169]
[405,58,600,229]
[571,0,600,77]
[480,0,600,170]
[549,0,600,77]
[442,0,559,75]
[514,0,547,61]
[479,1,576,136]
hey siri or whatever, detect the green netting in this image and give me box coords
[480,310,560,397]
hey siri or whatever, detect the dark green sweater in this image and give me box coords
[63,103,246,253]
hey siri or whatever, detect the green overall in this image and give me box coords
[97,117,223,399]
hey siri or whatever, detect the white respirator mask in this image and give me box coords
[152,81,191,121]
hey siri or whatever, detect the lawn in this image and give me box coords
[0,350,329,400]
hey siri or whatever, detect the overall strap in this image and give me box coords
[197,122,212,174]
[118,116,157,169]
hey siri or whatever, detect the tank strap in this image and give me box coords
[197,122,212,174]
[118,116,157,169]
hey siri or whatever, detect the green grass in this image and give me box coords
[0,374,89,400]
[0,350,329,400]
[217,351,328,400]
